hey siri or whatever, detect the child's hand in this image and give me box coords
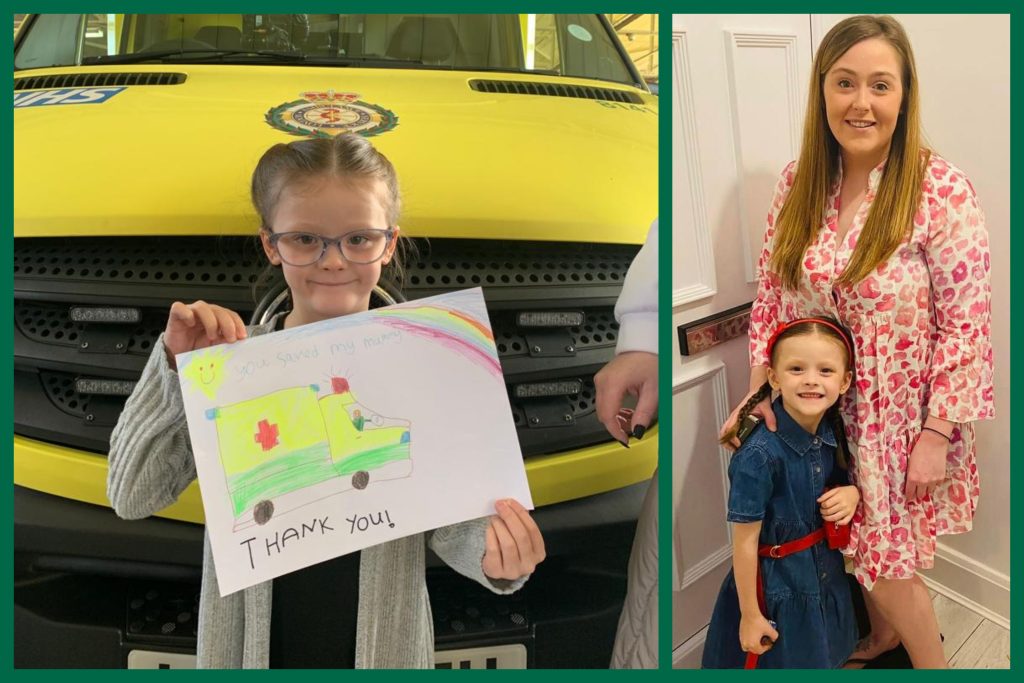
[739,613,778,655]
[818,485,860,525]
[482,499,546,581]
[164,301,248,369]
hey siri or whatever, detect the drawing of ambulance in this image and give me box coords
[205,376,411,529]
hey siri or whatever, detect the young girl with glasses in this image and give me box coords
[108,133,545,669]
[703,317,860,669]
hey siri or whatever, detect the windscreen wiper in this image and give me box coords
[299,55,424,66]
[456,66,562,76]
[82,50,426,67]
[81,49,308,65]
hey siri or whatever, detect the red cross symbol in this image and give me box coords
[254,419,279,451]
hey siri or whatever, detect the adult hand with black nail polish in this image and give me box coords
[594,350,658,447]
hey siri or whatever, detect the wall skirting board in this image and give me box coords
[921,542,1010,629]
[673,626,707,669]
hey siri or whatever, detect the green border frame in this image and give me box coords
[657,10,672,673]
[3,11,11,675]
[6,3,1022,677]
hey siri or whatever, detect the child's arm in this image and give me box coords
[107,333,198,519]
[428,500,545,595]
[733,521,779,655]
[108,301,249,519]
[817,485,860,526]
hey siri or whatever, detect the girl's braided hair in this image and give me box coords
[722,317,854,469]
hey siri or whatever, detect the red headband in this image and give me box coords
[766,317,854,362]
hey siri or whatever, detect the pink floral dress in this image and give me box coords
[749,153,994,589]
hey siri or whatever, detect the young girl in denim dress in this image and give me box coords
[702,318,860,669]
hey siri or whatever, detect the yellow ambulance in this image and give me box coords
[14,14,656,668]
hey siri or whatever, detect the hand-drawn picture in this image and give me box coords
[180,346,233,400]
[206,376,413,530]
[176,288,533,597]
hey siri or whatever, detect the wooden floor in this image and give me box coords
[931,590,1010,669]
[673,585,1010,669]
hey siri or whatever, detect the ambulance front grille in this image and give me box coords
[14,236,637,458]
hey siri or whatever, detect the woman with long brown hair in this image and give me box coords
[720,15,993,668]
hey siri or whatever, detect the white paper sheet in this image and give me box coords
[176,288,532,596]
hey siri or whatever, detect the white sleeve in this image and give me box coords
[613,218,658,355]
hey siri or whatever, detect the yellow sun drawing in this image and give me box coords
[181,347,233,400]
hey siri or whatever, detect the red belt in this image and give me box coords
[743,528,827,669]
[758,527,826,559]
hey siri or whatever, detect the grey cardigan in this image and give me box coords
[107,318,526,668]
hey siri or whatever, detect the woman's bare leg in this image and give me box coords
[864,575,946,668]
[851,583,901,658]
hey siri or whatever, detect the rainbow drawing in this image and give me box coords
[270,288,502,380]
[369,304,501,380]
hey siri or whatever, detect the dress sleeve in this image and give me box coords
[726,445,775,524]
[614,218,658,355]
[427,517,529,595]
[106,333,197,519]
[749,162,796,367]
[924,170,996,423]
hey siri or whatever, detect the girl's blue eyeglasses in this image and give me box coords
[268,228,395,267]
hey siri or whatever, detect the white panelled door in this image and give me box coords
[670,14,812,668]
